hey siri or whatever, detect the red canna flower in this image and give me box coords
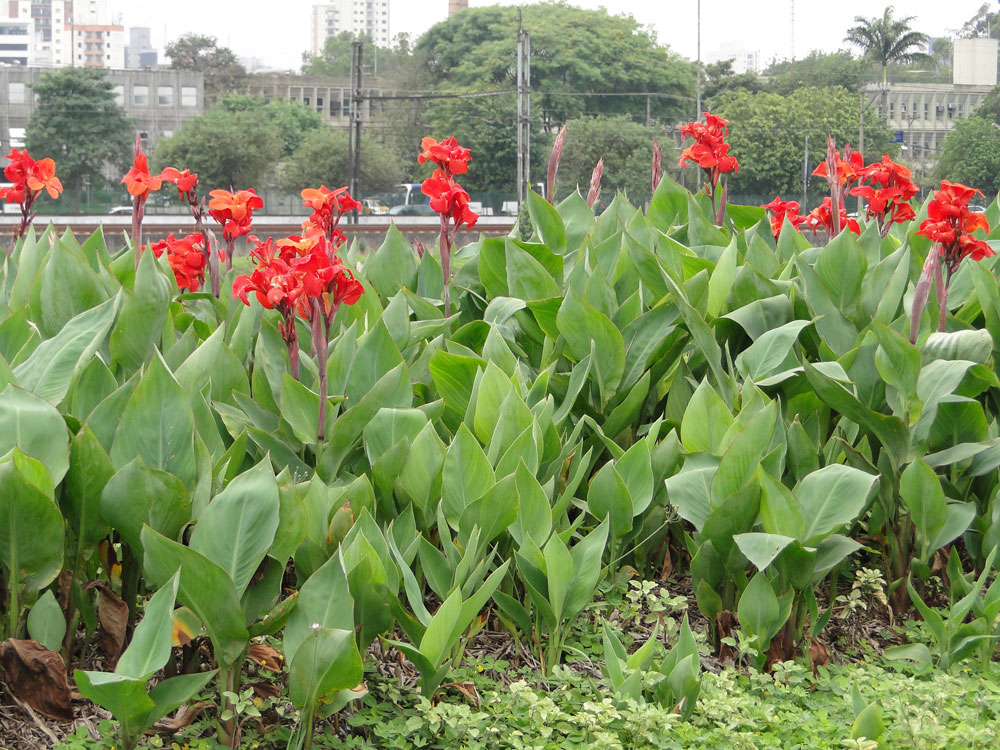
[761,196,807,238]
[2,148,64,247]
[208,188,264,241]
[161,167,198,201]
[917,180,993,273]
[148,233,207,292]
[679,112,738,224]
[849,154,919,236]
[300,185,360,248]
[421,171,478,230]
[812,149,864,186]
[803,197,860,236]
[418,136,472,175]
[121,151,163,201]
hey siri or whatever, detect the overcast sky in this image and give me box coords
[107,0,992,71]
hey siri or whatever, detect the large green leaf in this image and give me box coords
[556,289,625,406]
[115,572,180,680]
[13,294,118,405]
[101,459,191,557]
[0,384,71,484]
[441,423,495,525]
[109,247,172,373]
[288,627,363,709]
[795,465,877,545]
[110,353,197,489]
[189,460,279,596]
[140,525,249,667]
[63,426,114,557]
[284,552,355,665]
[528,190,567,254]
[680,380,733,455]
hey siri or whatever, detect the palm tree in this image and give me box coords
[846,6,931,81]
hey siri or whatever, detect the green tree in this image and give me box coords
[936,117,1000,197]
[702,59,762,102]
[217,95,322,157]
[763,51,867,96]
[279,127,402,194]
[844,6,930,86]
[710,86,894,202]
[415,3,695,127]
[152,107,282,191]
[550,116,661,204]
[25,67,133,211]
[302,31,412,78]
[166,33,247,101]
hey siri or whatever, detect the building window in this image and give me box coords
[181,86,197,106]
[9,127,25,148]
[8,81,25,103]
[133,85,149,106]
[924,102,929,119]
[157,86,173,106]
[112,84,124,105]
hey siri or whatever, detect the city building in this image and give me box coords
[873,40,1000,174]
[124,26,156,69]
[449,0,468,16]
[706,40,761,75]
[0,2,34,66]
[0,66,204,153]
[240,71,385,127]
[310,1,390,56]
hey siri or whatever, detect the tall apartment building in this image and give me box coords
[124,26,156,69]
[0,1,34,66]
[310,0,390,56]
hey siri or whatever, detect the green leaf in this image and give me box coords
[923,330,992,363]
[109,247,172,373]
[459,474,518,545]
[795,465,877,545]
[0,384,71,484]
[528,190,567,254]
[364,224,418,299]
[288,627,363,710]
[733,532,795,573]
[557,289,625,406]
[899,459,946,558]
[189,460,279,596]
[13,295,117,405]
[735,319,811,382]
[100,460,191,558]
[26,590,66,651]
[396,422,446,510]
[140,525,249,667]
[0,450,65,595]
[588,461,633,537]
[681,380,733,454]
[63,426,114,558]
[506,241,562,301]
[146,671,217,727]
[110,353,197,489]
[441,424,495,526]
[74,672,154,747]
[543,532,574,622]
[851,703,886,742]
[565,518,610,619]
[759,471,806,540]
[737,572,783,645]
[284,552,355,665]
[115,572,180,680]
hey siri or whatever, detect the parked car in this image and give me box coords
[108,205,133,215]
[388,203,436,216]
[362,198,389,215]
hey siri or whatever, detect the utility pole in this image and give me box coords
[348,41,364,223]
[803,135,809,208]
[516,19,531,207]
[695,0,701,119]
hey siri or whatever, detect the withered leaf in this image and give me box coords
[0,639,73,721]
[247,643,284,672]
[150,700,213,734]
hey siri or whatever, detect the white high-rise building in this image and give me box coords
[310,0,390,56]
[0,2,35,66]
[17,1,123,68]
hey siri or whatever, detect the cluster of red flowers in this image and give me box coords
[917,180,994,273]
[1,148,63,206]
[209,188,264,243]
[804,197,861,236]
[161,167,199,204]
[420,136,479,231]
[301,185,361,247]
[148,234,207,292]
[851,154,918,230]
[679,113,739,183]
[761,196,807,238]
[121,151,162,201]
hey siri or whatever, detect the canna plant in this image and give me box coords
[0,147,63,247]
[121,135,163,268]
[679,112,738,224]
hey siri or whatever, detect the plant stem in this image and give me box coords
[311,299,328,441]
[131,195,143,270]
[440,214,451,316]
[121,545,140,631]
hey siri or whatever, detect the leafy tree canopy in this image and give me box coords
[216,95,322,157]
[280,127,403,195]
[25,67,133,209]
[762,51,867,96]
[710,86,894,201]
[302,31,413,79]
[936,117,1000,197]
[551,116,661,204]
[702,59,763,102]
[152,107,282,191]
[166,33,247,99]
[844,6,930,85]
[415,2,695,126]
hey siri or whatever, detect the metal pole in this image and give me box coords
[516,27,524,207]
[696,0,701,119]
[524,31,531,197]
[348,41,364,223]
[803,135,808,209]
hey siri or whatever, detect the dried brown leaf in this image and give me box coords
[247,643,283,672]
[0,639,73,721]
